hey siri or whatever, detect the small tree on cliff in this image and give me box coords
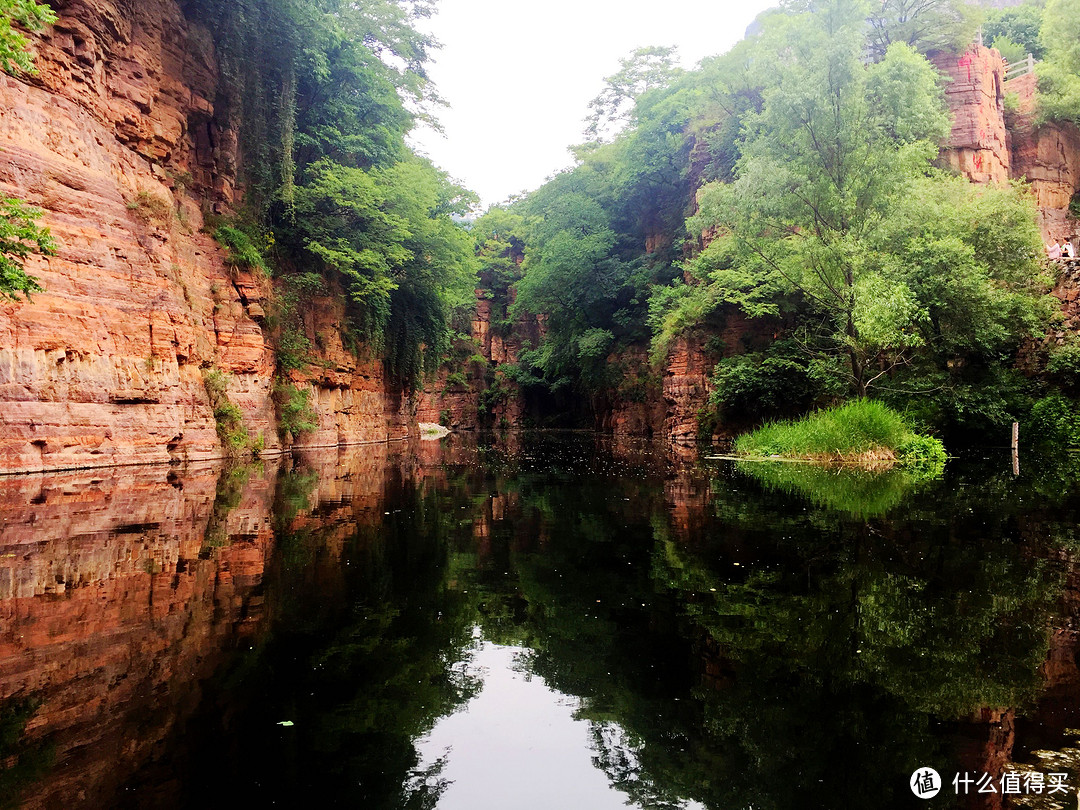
[0,197,54,300]
[0,2,57,300]
[584,46,683,142]
[0,0,56,75]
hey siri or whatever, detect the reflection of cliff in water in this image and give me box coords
[0,462,278,809]
[2,435,1080,809]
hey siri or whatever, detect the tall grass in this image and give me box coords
[734,400,945,473]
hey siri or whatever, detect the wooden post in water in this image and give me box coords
[1012,421,1020,477]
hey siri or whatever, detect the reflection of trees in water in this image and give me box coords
[116,435,1080,810]
[162,463,484,809]
[1008,737,1080,810]
[655,461,1074,808]
[0,697,53,810]
[733,460,925,518]
[452,441,1076,809]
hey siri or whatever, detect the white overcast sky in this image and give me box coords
[409,0,780,208]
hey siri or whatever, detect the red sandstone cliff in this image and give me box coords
[414,290,538,431]
[0,0,411,474]
[934,44,1080,242]
[935,45,1012,184]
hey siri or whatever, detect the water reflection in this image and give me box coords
[0,436,1078,809]
[734,459,928,518]
[0,462,277,809]
[415,639,704,810]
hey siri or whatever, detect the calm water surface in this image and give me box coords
[2,433,1080,809]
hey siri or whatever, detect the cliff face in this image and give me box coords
[935,45,1012,184]
[934,44,1080,241]
[1004,72,1080,240]
[415,291,538,431]
[0,0,408,474]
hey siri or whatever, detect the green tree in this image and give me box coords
[0,3,56,300]
[983,3,1045,61]
[291,157,476,389]
[866,0,979,61]
[0,197,54,300]
[183,0,478,389]
[680,3,1049,404]
[511,184,639,394]
[698,2,952,395]
[584,45,683,142]
[0,0,54,76]
[1036,0,1080,123]
[472,206,526,331]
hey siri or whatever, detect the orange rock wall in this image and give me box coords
[1006,72,1080,239]
[0,0,409,473]
[415,292,536,430]
[282,290,410,447]
[938,46,1080,240]
[0,442,414,809]
[935,45,1012,184]
[597,346,665,437]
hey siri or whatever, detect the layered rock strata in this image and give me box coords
[0,0,408,474]
[935,45,1012,184]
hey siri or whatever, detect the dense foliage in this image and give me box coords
[733,400,948,473]
[982,2,1044,62]
[0,197,54,300]
[185,0,476,389]
[1035,0,1080,124]
[494,0,1067,439]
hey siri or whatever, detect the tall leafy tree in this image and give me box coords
[982,3,1045,61]
[706,0,953,395]
[1036,0,1080,123]
[866,0,979,61]
[661,0,1052,426]
[512,187,633,392]
[681,1,1052,401]
[184,0,476,389]
[291,157,477,388]
[584,46,683,142]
